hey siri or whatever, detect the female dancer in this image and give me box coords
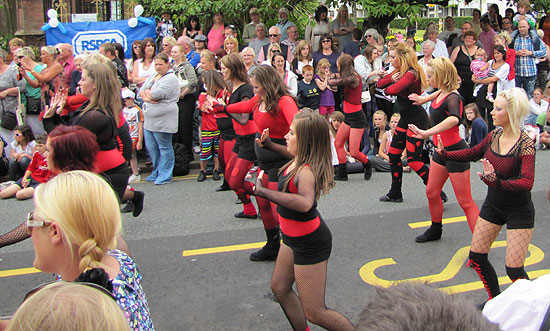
[255,111,354,331]
[220,54,257,218]
[436,88,535,300]
[377,42,436,202]
[330,54,372,181]
[212,65,298,261]
[408,57,479,243]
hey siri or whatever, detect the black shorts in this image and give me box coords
[479,194,535,229]
[15,176,41,189]
[344,110,367,129]
[233,134,256,162]
[282,218,332,265]
[432,140,470,173]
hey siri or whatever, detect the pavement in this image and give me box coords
[1,150,550,330]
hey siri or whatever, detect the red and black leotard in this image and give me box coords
[228,84,256,161]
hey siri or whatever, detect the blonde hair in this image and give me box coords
[224,37,239,53]
[241,47,256,59]
[495,32,511,45]
[162,36,177,47]
[390,113,401,121]
[498,88,530,135]
[373,110,387,122]
[34,171,122,273]
[294,40,312,61]
[391,42,428,90]
[80,62,122,123]
[7,282,131,331]
[267,43,282,60]
[428,57,460,91]
[316,58,331,76]
[474,48,487,59]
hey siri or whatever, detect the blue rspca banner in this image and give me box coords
[45,18,156,59]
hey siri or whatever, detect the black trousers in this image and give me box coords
[173,94,196,159]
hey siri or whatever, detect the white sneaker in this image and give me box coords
[486,94,494,103]
[128,174,141,184]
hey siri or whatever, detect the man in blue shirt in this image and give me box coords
[512,19,547,98]
[177,36,200,68]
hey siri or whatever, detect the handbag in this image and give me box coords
[361,90,371,103]
[0,99,17,130]
[176,65,189,89]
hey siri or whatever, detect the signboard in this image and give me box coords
[71,13,97,22]
[45,18,156,59]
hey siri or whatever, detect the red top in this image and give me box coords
[225,95,298,139]
[343,74,362,109]
[377,70,422,99]
[29,152,54,183]
[198,94,220,131]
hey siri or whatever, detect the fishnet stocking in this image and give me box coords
[506,229,534,268]
[0,222,30,248]
[470,218,501,253]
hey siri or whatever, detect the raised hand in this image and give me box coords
[255,128,271,148]
[408,124,428,140]
[477,158,496,182]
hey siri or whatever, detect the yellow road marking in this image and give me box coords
[0,267,41,278]
[359,241,548,294]
[408,216,467,229]
[183,241,266,257]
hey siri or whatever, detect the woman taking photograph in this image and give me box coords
[140,53,179,185]
[408,57,479,243]
[254,111,354,331]
[330,54,372,181]
[273,53,298,96]
[14,47,45,136]
[450,31,480,105]
[0,49,25,144]
[437,88,535,301]
[305,5,331,53]
[131,37,157,89]
[291,40,314,80]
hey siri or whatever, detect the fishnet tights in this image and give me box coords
[271,244,354,331]
[0,222,30,248]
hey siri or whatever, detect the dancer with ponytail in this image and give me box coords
[220,54,258,219]
[436,88,535,300]
[255,111,354,331]
[330,54,372,181]
[212,65,298,261]
[408,57,479,242]
[377,42,445,203]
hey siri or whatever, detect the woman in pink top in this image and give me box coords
[207,12,225,52]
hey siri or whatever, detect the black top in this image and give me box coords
[297,80,321,109]
[228,84,254,104]
[277,167,319,222]
[113,58,129,88]
[429,92,463,126]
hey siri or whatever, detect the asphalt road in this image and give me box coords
[1,150,550,330]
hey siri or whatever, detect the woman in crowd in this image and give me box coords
[220,54,257,218]
[291,40,314,80]
[330,54,372,181]
[408,57,479,243]
[494,33,516,87]
[241,47,258,76]
[423,28,449,58]
[332,5,354,52]
[140,53,179,185]
[7,125,34,181]
[161,36,177,57]
[474,45,512,131]
[207,12,225,52]
[472,9,482,36]
[527,88,549,125]
[14,47,44,136]
[0,49,25,145]
[213,65,298,261]
[273,53,298,96]
[363,29,382,50]
[355,45,385,126]
[171,44,198,161]
[224,37,239,55]
[199,51,218,72]
[305,5,331,53]
[313,34,340,73]
[28,170,155,329]
[131,37,157,89]
[255,111,354,331]
[450,31,480,109]
[377,42,433,203]
[127,40,142,79]
[184,15,202,39]
[419,40,435,73]
[437,88,535,301]
[262,43,283,67]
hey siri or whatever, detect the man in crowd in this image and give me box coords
[55,43,77,89]
[276,8,295,42]
[479,15,496,56]
[177,36,200,68]
[242,8,262,46]
[512,18,547,98]
[282,25,299,61]
[99,42,129,88]
[438,16,462,45]
[257,26,290,62]
[248,24,270,61]
[194,35,207,54]
[8,38,25,67]
[501,16,514,35]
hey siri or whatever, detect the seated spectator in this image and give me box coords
[369,112,408,172]
[526,88,549,125]
[355,282,500,331]
[248,23,270,61]
[242,8,261,46]
[160,36,177,57]
[5,281,131,331]
[0,133,7,177]
[240,47,258,76]
[464,103,488,147]
[0,134,52,200]
[536,103,550,148]
[8,125,35,181]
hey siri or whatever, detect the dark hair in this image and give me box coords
[314,5,328,22]
[220,53,249,84]
[100,42,116,57]
[185,15,201,32]
[362,45,377,62]
[336,54,356,79]
[131,40,142,62]
[270,53,285,69]
[317,34,334,53]
[352,28,362,41]
[493,44,507,60]
[35,133,48,145]
[47,125,99,172]
[505,8,515,18]
[480,15,490,25]
[114,43,125,61]
[14,125,35,145]
[473,8,482,16]
[463,30,478,41]
[140,37,157,60]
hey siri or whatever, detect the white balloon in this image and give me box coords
[49,18,59,28]
[134,5,144,17]
[47,9,58,19]
[128,17,138,28]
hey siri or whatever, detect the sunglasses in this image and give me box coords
[366,35,373,38]
[23,280,116,303]
[321,39,331,43]
[269,34,280,37]
[26,212,51,235]
[133,45,141,49]
[271,49,281,53]
[17,55,25,59]
[14,133,22,137]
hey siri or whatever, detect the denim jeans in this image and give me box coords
[144,129,174,185]
[515,75,536,99]
[9,156,31,181]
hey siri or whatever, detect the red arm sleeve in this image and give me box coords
[279,96,299,126]
[441,131,492,162]
[376,73,393,89]
[224,95,260,114]
[383,72,417,96]
[491,135,535,192]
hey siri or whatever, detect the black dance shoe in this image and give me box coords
[415,226,442,243]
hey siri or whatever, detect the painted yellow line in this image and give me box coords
[408,216,467,229]
[0,267,41,278]
[442,269,550,294]
[183,241,266,257]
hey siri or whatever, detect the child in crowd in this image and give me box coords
[297,65,321,111]
[157,10,177,40]
[470,48,494,102]
[197,71,224,182]
[511,0,539,42]
[464,103,488,147]
[121,89,144,184]
[315,58,336,119]
[370,113,409,172]
[0,134,53,200]
[8,125,35,181]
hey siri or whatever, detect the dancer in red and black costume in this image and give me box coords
[377,42,443,203]
[213,65,298,261]
[408,57,479,243]
[220,54,258,219]
[330,54,372,181]
[437,88,535,301]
